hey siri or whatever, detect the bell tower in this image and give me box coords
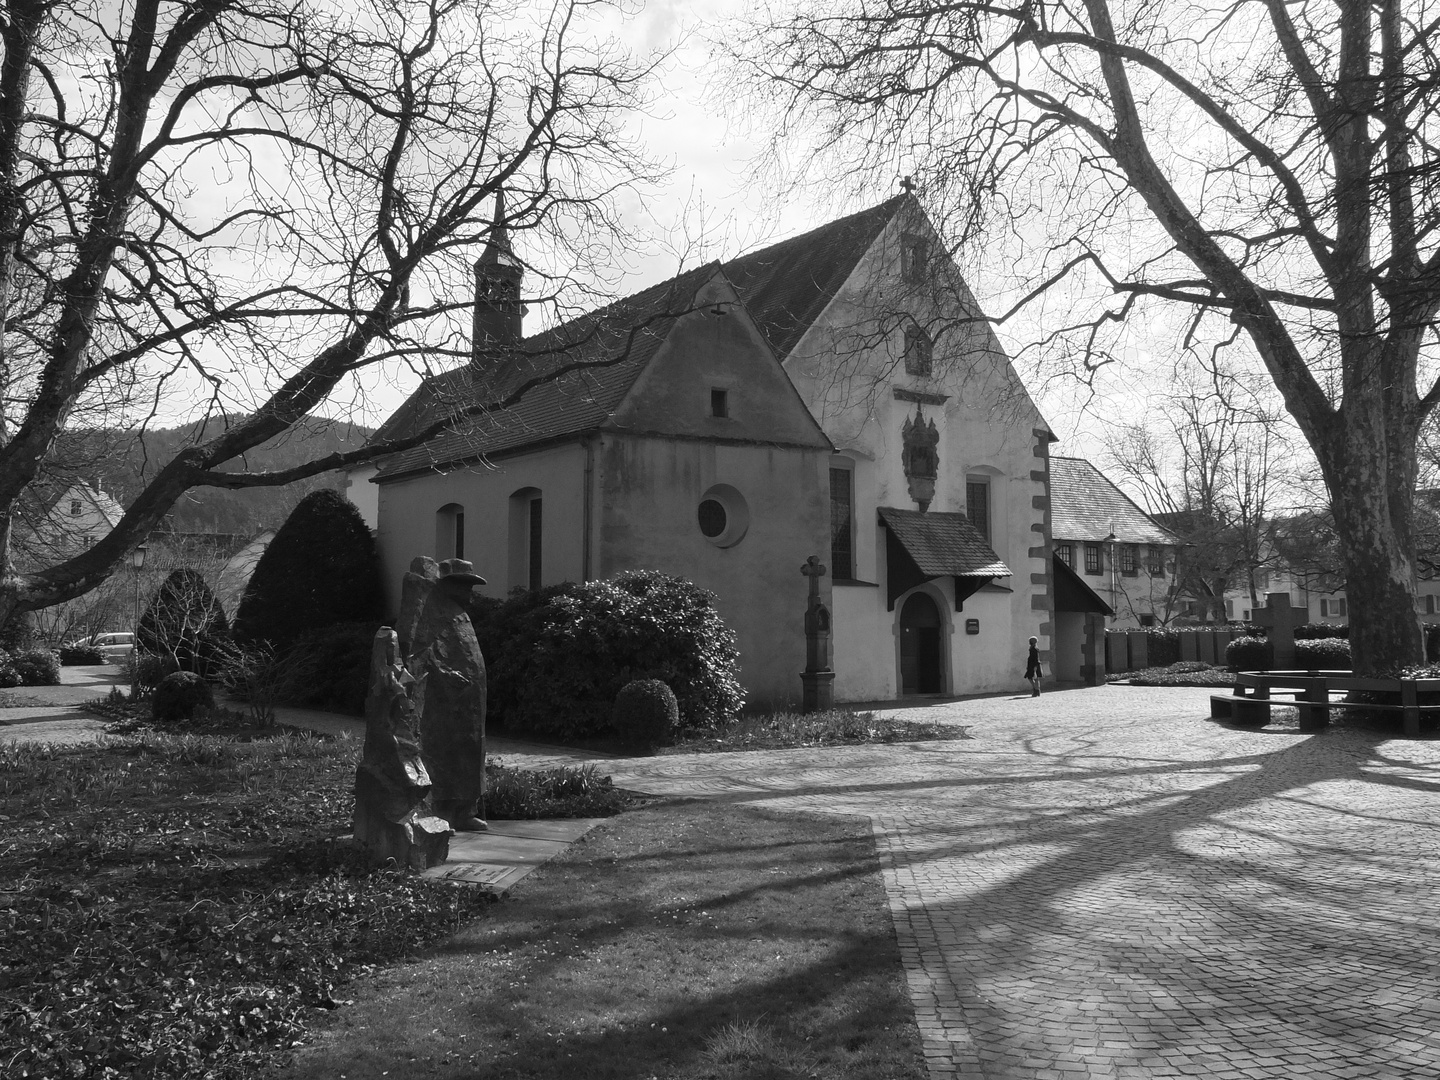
[472,190,524,366]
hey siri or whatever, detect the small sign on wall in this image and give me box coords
[965,618,980,635]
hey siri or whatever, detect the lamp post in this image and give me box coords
[131,545,147,631]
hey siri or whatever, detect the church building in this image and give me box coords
[351,194,1056,707]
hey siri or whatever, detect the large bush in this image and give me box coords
[137,569,230,678]
[1294,637,1351,669]
[10,649,60,686]
[285,621,382,717]
[233,490,384,646]
[472,571,744,740]
[1225,635,1273,671]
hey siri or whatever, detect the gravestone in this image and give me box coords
[800,555,835,712]
[1251,592,1310,670]
[353,627,452,869]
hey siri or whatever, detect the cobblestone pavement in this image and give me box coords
[585,686,1440,1079]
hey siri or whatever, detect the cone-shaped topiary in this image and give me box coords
[233,489,384,645]
[613,678,679,749]
[152,670,215,723]
[137,569,230,677]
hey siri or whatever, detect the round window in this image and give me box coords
[697,484,750,547]
[697,499,727,538]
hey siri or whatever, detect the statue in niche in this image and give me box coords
[902,410,940,512]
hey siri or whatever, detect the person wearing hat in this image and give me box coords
[409,557,490,831]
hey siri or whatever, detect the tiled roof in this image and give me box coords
[1049,457,1179,545]
[723,196,906,358]
[374,264,717,479]
[878,507,1012,577]
[370,198,910,479]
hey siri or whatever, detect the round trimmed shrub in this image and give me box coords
[232,489,384,646]
[129,651,181,701]
[1294,637,1351,669]
[152,670,215,724]
[1225,635,1273,671]
[11,648,60,686]
[613,679,679,749]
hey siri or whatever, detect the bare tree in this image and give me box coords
[1104,366,1299,621]
[0,0,663,625]
[742,0,1440,672]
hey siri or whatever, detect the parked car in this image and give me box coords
[86,632,135,661]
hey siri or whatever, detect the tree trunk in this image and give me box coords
[1327,430,1425,675]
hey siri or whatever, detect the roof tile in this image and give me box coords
[1049,457,1179,545]
[878,507,1011,576]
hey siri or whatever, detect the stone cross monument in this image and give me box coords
[800,555,836,712]
[1251,591,1311,670]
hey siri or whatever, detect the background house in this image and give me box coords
[1049,457,1182,628]
[354,195,1054,705]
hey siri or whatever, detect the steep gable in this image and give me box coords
[606,272,831,450]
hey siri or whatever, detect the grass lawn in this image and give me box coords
[285,799,925,1080]
[0,728,620,1078]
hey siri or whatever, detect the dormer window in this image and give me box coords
[710,388,729,418]
[901,234,928,282]
[904,326,933,376]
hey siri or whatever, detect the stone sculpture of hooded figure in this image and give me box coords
[397,556,488,831]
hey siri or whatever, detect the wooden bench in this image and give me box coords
[1210,671,1440,736]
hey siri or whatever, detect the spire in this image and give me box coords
[473,190,524,365]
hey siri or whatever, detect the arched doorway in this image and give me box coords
[899,591,944,695]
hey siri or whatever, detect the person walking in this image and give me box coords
[1024,636,1042,697]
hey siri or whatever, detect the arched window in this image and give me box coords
[436,503,465,560]
[508,488,542,590]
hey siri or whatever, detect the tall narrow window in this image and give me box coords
[1120,544,1138,576]
[1084,542,1103,575]
[1056,542,1073,567]
[710,388,729,418]
[435,503,465,560]
[528,498,543,592]
[508,487,543,591]
[1428,595,1436,615]
[1148,544,1165,576]
[904,326,933,375]
[829,467,854,580]
[966,480,990,545]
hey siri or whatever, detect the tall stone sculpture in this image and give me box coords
[352,628,452,869]
[398,557,489,832]
[800,555,835,712]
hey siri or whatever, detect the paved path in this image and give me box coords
[579,686,1440,1080]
